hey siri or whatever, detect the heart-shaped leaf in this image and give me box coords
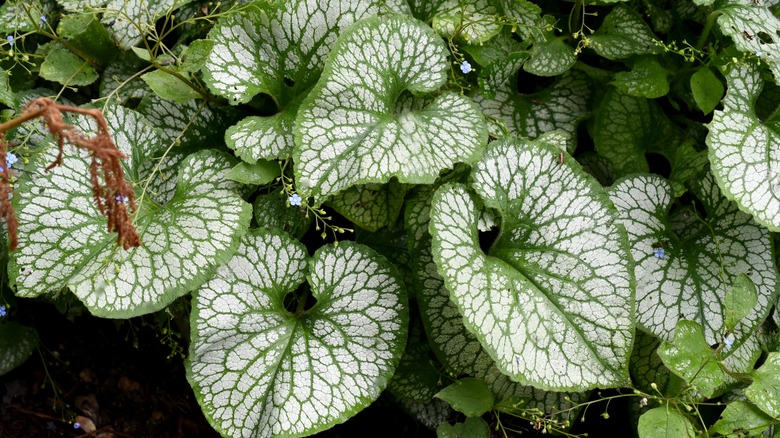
[607,173,776,351]
[205,0,403,161]
[430,1,502,44]
[294,14,487,201]
[406,187,587,408]
[589,5,657,60]
[706,62,780,230]
[9,105,251,317]
[187,228,408,437]
[612,56,669,98]
[429,136,635,391]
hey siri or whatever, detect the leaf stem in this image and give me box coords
[695,11,722,50]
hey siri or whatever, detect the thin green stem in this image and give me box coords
[696,11,722,50]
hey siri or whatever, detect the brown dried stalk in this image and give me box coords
[0,98,141,251]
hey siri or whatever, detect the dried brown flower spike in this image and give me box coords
[0,98,141,250]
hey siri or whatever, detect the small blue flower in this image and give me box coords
[723,334,734,349]
[6,35,13,46]
[73,423,81,430]
[289,194,302,206]
[40,16,47,24]
[653,248,665,258]
[6,152,18,167]
[0,305,6,317]
[115,194,129,204]
[460,60,472,74]
[756,50,763,57]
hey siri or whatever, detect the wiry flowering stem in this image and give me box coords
[0,98,140,250]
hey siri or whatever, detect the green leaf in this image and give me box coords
[475,70,591,153]
[224,101,301,162]
[187,228,408,438]
[746,352,780,418]
[592,89,682,177]
[58,0,180,49]
[386,320,452,429]
[725,274,759,332]
[406,185,588,409]
[253,191,310,240]
[327,181,408,232]
[435,378,494,417]
[99,50,152,105]
[589,5,657,60]
[709,400,774,437]
[637,406,696,438]
[203,0,400,105]
[607,173,776,353]
[524,39,576,77]
[140,70,201,103]
[690,66,724,114]
[706,62,780,231]
[436,417,491,438]
[431,2,502,45]
[179,39,214,73]
[387,320,444,402]
[205,1,404,161]
[294,15,487,201]
[224,160,280,185]
[0,0,50,33]
[462,32,529,100]
[612,56,669,98]
[630,331,671,395]
[136,94,235,147]
[657,320,726,398]
[9,106,251,317]
[56,12,116,66]
[0,322,37,376]
[717,0,780,80]
[429,137,635,391]
[39,44,98,86]
[0,67,14,107]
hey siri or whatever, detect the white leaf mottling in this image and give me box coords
[295,15,487,200]
[429,137,634,391]
[707,63,780,230]
[188,229,407,438]
[608,173,776,355]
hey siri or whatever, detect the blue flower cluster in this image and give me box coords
[0,305,6,317]
[1,152,18,172]
[653,247,665,258]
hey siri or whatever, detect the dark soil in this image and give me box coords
[0,302,432,438]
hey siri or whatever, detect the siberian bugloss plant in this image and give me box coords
[2,0,780,436]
